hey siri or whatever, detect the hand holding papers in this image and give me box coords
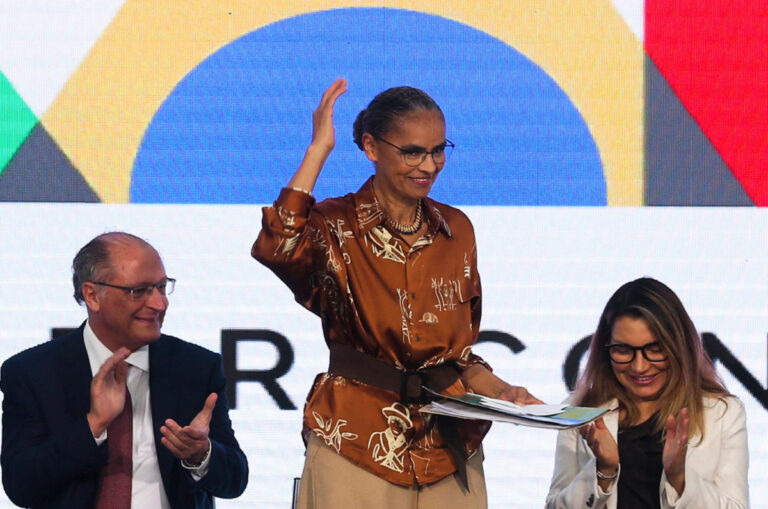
[420,391,609,430]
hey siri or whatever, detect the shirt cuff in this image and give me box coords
[93,429,107,446]
[275,187,316,217]
[181,438,212,481]
[287,186,313,197]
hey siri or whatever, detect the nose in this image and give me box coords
[145,287,168,311]
[630,351,649,372]
[418,153,438,174]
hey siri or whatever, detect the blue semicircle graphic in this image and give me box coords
[132,8,605,205]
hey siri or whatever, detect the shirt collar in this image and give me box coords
[352,176,452,239]
[83,320,150,375]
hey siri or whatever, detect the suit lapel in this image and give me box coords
[57,325,94,417]
[148,335,179,486]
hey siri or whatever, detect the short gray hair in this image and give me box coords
[71,232,152,304]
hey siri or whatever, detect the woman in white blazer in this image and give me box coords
[546,278,748,509]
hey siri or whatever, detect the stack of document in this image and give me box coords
[420,392,610,430]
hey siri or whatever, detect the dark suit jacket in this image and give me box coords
[0,325,248,508]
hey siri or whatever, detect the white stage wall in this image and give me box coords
[0,204,766,508]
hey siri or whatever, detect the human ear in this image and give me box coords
[81,282,101,312]
[362,133,378,163]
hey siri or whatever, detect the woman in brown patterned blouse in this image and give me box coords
[252,78,539,508]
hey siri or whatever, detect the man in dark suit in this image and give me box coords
[1,232,248,508]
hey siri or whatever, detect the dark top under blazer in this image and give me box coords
[0,324,248,509]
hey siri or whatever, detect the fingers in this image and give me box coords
[160,419,209,460]
[663,408,689,484]
[160,394,218,460]
[88,348,132,435]
[580,423,602,459]
[666,413,677,439]
[580,422,620,471]
[191,393,218,428]
[525,394,545,405]
[311,78,347,151]
[319,78,348,108]
[162,419,208,442]
[202,393,217,417]
[497,385,539,405]
[675,407,689,444]
[94,347,131,382]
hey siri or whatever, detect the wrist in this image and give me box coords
[305,142,333,162]
[665,470,685,493]
[182,439,212,469]
[86,412,108,437]
[596,465,619,481]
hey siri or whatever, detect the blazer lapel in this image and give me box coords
[149,336,179,485]
[57,325,94,417]
[604,399,620,440]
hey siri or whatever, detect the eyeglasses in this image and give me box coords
[91,277,176,301]
[377,137,454,167]
[605,342,668,364]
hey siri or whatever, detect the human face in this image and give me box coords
[85,241,168,352]
[609,316,670,408]
[364,109,447,206]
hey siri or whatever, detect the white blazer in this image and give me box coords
[545,396,748,509]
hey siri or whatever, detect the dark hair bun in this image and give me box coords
[352,86,442,151]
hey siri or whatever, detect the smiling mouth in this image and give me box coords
[410,176,433,185]
[629,374,658,385]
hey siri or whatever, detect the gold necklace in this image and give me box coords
[386,200,423,235]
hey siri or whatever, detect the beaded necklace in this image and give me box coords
[386,199,423,235]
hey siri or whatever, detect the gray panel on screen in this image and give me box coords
[644,55,753,206]
[0,124,100,202]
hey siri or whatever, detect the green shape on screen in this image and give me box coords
[0,71,38,175]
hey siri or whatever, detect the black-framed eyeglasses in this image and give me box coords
[91,277,176,301]
[377,137,455,167]
[605,342,668,364]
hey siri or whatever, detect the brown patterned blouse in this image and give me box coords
[252,177,491,486]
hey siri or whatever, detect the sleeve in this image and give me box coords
[251,187,328,312]
[0,358,108,507]
[659,398,749,509]
[454,229,491,372]
[546,428,617,509]
[188,354,249,499]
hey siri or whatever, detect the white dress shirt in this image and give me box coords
[84,321,209,509]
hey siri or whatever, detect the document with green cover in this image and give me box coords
[420,392,610,430]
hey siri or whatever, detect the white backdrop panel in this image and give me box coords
[0,204,765,508]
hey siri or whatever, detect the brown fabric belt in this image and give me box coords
[328,342,461,403]
[327,342,472,491]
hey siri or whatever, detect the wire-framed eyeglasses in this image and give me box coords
[377,137,455,167]
[605,342,668,364]
[91,277,176,301]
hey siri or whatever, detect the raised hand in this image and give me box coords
[87,347,131,436]
[580,417,620,485]
[311,78,348,152]
[160,393,218,465]
[663,407,689,494]
[289,78,348,192]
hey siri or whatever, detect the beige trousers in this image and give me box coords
[296,435,487,509]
